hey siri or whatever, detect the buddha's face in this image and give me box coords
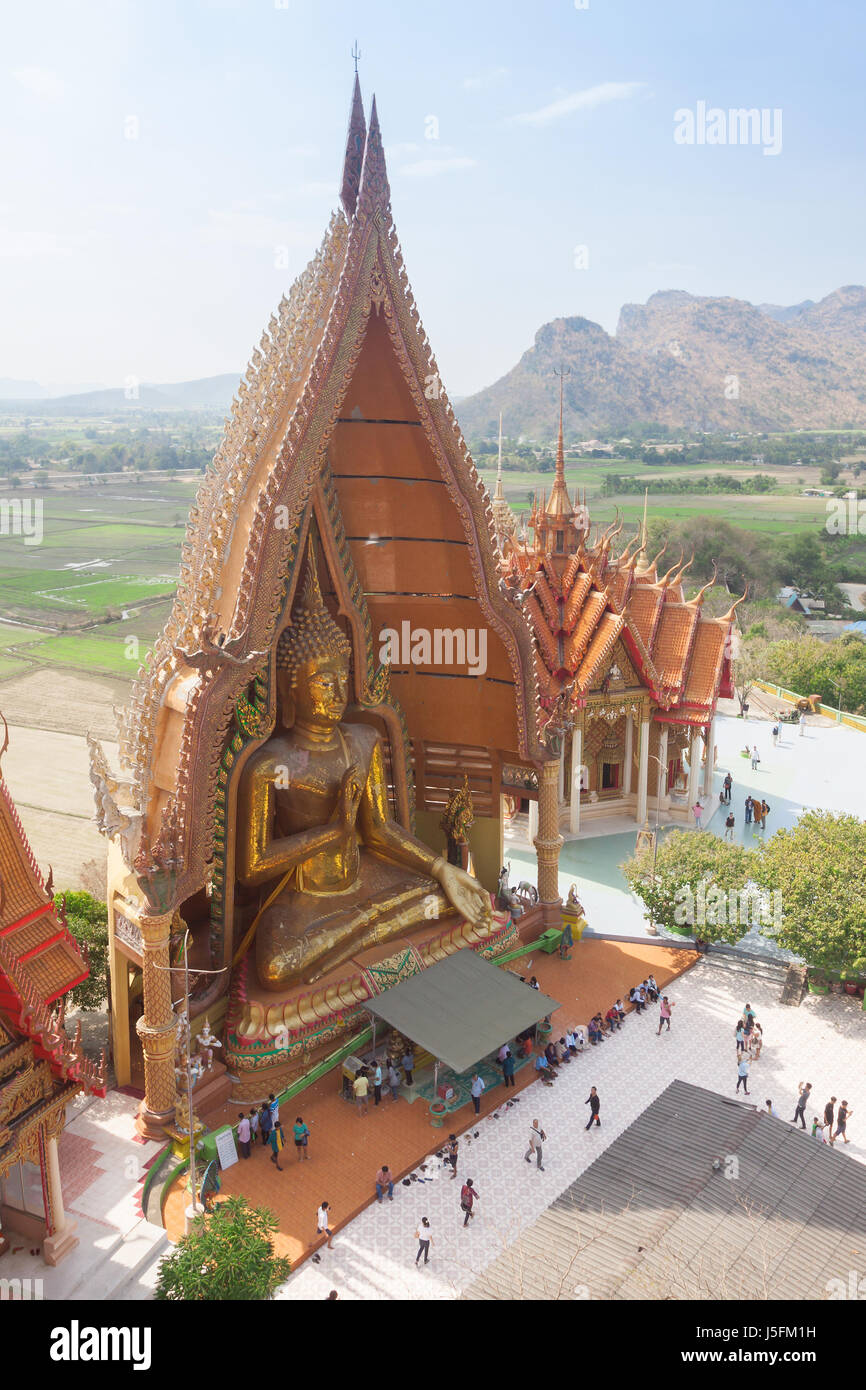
[289,655,349,729]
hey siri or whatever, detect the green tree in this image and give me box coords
[622,829,756,943]
[154,1196,292,1301]
[752,811,866,975]
[63,891,109,1012]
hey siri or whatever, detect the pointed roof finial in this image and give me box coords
[340,65,367,218]
[352,39,361,73]
[546,365,573,518]
[356,94,391,222]
[494,411,504,500]
[636,487,649,568]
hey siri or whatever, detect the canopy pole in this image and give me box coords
[433,1059,440,1101]
[371,1013,377,1062]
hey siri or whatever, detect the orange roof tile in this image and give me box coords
[564,591,608,669]
[683,619,728,707]
[563,571,593,630]
[651,604,699,689]
[575,612,625,693]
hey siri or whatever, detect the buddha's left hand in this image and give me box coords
[436,862,492,926]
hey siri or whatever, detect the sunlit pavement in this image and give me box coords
[276,962,866,1300]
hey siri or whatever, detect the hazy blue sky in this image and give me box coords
[2,0,864,395]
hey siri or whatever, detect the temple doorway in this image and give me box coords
[601,761,621,792]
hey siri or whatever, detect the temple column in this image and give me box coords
[657,726,669,809]
[702,717,715,796]
[42,1130,78,1266]
[527,798,539,847]
[135,909,178,1140]
[558,755,565,807]
[623,715,634,795]
[687,729,702,809]
[569,727,582,835]
[534,758,563,927]
[635,714,650,824]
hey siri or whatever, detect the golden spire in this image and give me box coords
[635,487,650,571]
[340,66,367,218]
[545,366,573,518]
[491,411,515,543]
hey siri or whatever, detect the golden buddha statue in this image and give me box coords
[235,552,491,989]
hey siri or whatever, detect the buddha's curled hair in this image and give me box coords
[276,546,351,684]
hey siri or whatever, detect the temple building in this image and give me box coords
[0,739,106,1266]
[92,76,559,1130]
[499,388,741,836]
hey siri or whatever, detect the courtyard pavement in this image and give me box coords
[504,706,866,942]
[275,960,866,1301]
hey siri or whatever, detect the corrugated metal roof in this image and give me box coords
[365,948,559,1074]
[463,1079,866,1300]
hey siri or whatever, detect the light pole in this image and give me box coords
[829,676,844,724]
[644,753,669,937]
[155,933,228,1223]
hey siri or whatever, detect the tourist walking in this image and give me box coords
[792,1081,811,1128]
[692,802,703,828]
[811,1116,826,1141]
[724,811,735,840]
[750,1021,763,1059]
[824,1096,837,1137]
[317,1201,334,1250]
[832,1102,852,1145]
[267,1123,284,1170]
[460,1179,479,1227]
[751,746,760,771]
[524,1118,547,1170]
[402,1049,415,1087]
[744,795,753,825]
[268,1092,280,1127]
[470,1073,485,1115]
[799,712,806,737]
[293,1116,310,1161]
[375,1165,394,1201]
[502,1049,516,1088]
[415,1217,432,1265]
[559,918,574,960]
[735,1021,745,1054]
[237,1111,251,1159]
[249,1107,260,1146]
[445,1133,459,1178]
[657,996,674,1034]
[372,1058,383,1106]
[259,1100,273,1150]
[387,1060,401,1101]
[736,1056,750,1095]
[764,1099,780,1118]
[353,1069,370,1116]
[723,772,733,803]
[585,1087,601,1130]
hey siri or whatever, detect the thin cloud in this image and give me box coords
[510,81,645,127]
[397,156,478,179]
[13,67,65,100]
[463,67,509,91]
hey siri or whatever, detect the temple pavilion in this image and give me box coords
[498,392,741,834]
[0,736,106,1266]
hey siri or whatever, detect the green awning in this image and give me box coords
[365,948,559,1074]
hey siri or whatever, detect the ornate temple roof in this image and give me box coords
[0,755,105,1096]
[104,76,543,914]
[499,454,739,721]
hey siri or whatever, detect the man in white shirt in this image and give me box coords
[237,1111,251,1159]
[317,1201,334,1250]
[523,1118,547,1172]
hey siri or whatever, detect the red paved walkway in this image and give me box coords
[164,938,697,1267]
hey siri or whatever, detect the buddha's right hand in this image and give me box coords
[334,763,363,831]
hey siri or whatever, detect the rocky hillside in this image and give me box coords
[457,286,866,440]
